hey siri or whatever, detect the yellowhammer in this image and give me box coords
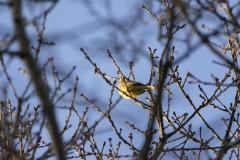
[118,76,156,98]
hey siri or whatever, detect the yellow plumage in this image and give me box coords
[118,76,156,99]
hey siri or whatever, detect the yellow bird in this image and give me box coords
[118,76,156,99]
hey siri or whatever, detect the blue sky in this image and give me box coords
[0,0,238,159]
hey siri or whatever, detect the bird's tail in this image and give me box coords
[147,85,156,90]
